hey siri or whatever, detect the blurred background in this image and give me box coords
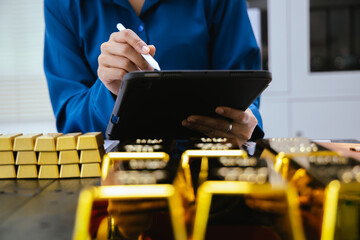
[0,0,359,140]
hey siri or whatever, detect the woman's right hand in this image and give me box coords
[97,29,156,95]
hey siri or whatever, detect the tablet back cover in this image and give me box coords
[106,70,271,141]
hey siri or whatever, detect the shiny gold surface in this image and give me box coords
[80,163,101,178]
[79,147,104,163]
[37,151,58,165]
[13,133,42,151]
[38,165,59,179]
[15,151,37,165]
[192,182,305,240]
[17,165,38,179]
[60,164,80,178]
[56,132,82,151]
[59,150,80,164]
[101,152,170,181]
[0,151,15,165]
[0,165,16,178]
[76,132,104,150]
[34,133,63,152]
[0,133,22,151]
[73,185,187,240]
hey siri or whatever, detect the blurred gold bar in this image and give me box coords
[79,147,104,163]
[76,132,104,150]
[15,151,37,165]
[0,133,22,151]
[34,133,63,152]
[17,165,38,179]
[80,163,101,178]
[0,151,15,165]
[38,165,59,179]
[0,165,16,178]
[58,150,80,164]
[60,164,80,178]
[13,133,42,151]
[38,151,58,165]
[56,132,82,151]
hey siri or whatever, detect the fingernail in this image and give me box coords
[142,46,150,54]
[182,120,189,126]
[188,117,196,123]
[216,107,224,114]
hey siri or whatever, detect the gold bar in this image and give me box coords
[34,133,63,152]
[0,133,22,151]
[58,150,80,164]
[0,165,16,178]
[38,165,59,179]
[13,133,43,151]
[37,151,58,165]
[80,163,101,178]
[0,151,15,165]
[60,164,80,178]
[79,147,104,163]
[56,132,82,151]
[17,165,38,178]
[76,132,104,150]
[15,151,37,165]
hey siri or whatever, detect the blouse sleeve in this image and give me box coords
[44,0,114,135]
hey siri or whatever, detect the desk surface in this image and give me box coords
[0,178,100,240]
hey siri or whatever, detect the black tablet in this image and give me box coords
[106,70,271,141]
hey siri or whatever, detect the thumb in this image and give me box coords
[148,45,156,57]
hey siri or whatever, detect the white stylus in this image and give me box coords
[116,23,161,71]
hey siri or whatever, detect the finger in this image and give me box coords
[111,30,153,70]
[148,45,156,57]
[110,30,149,55]
[98,54,139,72]
[183,115,232,134]
[216,106,250,124]
[101,42,152,71]
[105,33,153,70]
[182,118,230,138]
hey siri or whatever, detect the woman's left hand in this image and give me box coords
[182,106,258,147]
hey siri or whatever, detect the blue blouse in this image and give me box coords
[44,0,264,139]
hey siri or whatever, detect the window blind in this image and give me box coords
[0,0,54,123]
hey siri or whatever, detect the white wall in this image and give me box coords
[0,0,57,134]
[262,0,360,140]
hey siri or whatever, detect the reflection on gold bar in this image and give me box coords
[38,151,58,165]
[59,150,80,164]
[15,151,37,165]
[34,133,63,152]
[0,165,16,178]
[60,164,80,178]
[79,147,104,163]
[38,165,59,179]
[56,132,82,151]
[17,165,38,178]
[0,133,22,151]
[0,151,15,165]
[13,133,42,151]
[77,132,104,150]
[80,163,101,178]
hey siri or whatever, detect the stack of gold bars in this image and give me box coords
[72,137,360,240]
[0,132,104,179]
